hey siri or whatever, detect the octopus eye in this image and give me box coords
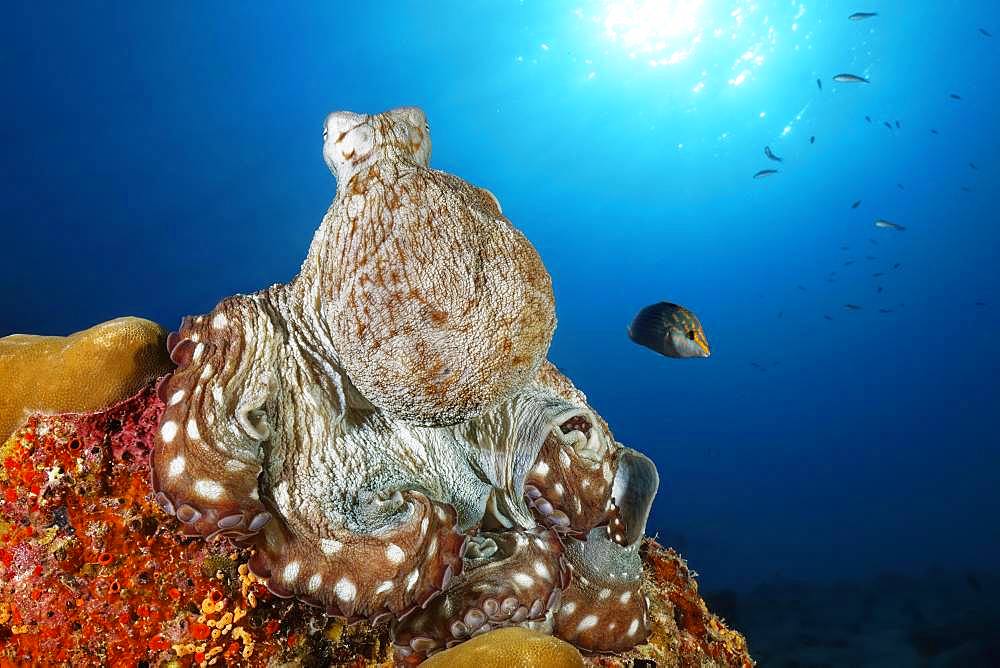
[323,127,328,141]
[686,330,696,341]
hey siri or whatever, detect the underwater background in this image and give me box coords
[2,0,998,661]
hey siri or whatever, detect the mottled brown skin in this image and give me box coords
[149,108,660,661]
[302,107,555,426]
[0,317,172,442]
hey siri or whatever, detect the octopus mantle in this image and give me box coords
[150,107,660,661]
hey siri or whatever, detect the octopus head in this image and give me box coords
[322,107,431,182]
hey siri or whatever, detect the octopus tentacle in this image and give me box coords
[524,412,619,536]
[390,528,567,662]
[248,490,465,620]
[151,298,280,539]
[554,527,650,653]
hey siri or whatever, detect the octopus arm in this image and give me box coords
[554,527,651,653]
[391,528,568,662]
[151,301,277,539]
[248,488,465,621]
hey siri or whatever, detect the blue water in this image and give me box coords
[2,2,998,593]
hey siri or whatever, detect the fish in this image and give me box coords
[980,28,993,37]
[627,302,711,359]
[960,185,974,193]
[824,315,834,321]
[810,135,816,144]
[753,169,778,179]
[969,162,978,170]
[893,263,901,269]
[849,12,878,21]
[816,78,823,90]
[872,272,884,277]
[868,238,878,245]
[797,284,807,291]
[840,245,850,251]
[777,311,784,319]
[895,120,901,129]
[930,128,939,135]
[884,121,893,130]
[844,304,863,310]
[865,115,872,123]
[852,200,862,209]
[877,286,883,293]
[950,93,962,100]
[897,183,905,190]
[976,301,986,306]
[879,308,893,313]
[875,219,906,231]
[764,146,783,162]
[833,73,870,83]
[865,255,876,260]
[843,260,855,266]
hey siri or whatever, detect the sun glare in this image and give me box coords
[602,0,704,58]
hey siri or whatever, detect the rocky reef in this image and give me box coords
[0,106,753,666]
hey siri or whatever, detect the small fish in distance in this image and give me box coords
[810,135,816,144]
[817,78,823,90]
[754,169,778,179]
[897,183,905,190]
[960,185,974,193]
[873,272,884,277]
[969,162,978,170]
[869,238,878,245]
[875,219,905,231]
[980,28,992,37]
[879,308,893,313]
[849,12,878,20]
[893,262,901,269]
[844,304,863,310]
[865,115,872,123]
[797,284,807,291]
[852,200,862,209]
[930,128,939,135]
[895,120,901,129]
[877,286,883,293]
[844,260,855,266]
[865,255,876,260]
[834,73,870,83]
[764,146,783,162]
[884,121,893,130]
[628,302,711,358]
[824,315,834,321]
[950,93,962,100]
[976,301,987,306]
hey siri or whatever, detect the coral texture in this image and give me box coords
[420,626,584,667]
[0,317,172,442]
[0,388,752,666]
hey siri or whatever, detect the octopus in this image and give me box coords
[150,107,660,661]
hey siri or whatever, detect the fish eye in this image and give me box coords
[323,127,328,141]
[686,330,696,340]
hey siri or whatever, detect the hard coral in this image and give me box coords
[421,627,584,668]
[0,317,173,442]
